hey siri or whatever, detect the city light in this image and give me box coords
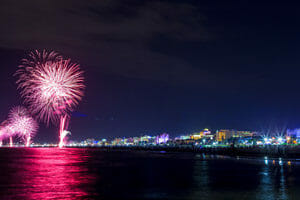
[1,126,300,149]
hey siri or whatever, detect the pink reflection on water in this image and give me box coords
[9,148,95,200]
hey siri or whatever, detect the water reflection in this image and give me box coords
[0,149,300,199]
[191,155,296,200]
[189,155,210,199]
[257,157,288,200]
[279,164,287,200]
[2,148,95,200]
[258,157,276,200]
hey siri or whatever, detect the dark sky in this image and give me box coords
[1,0,300,142]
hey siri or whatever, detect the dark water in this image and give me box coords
[0,148,299,199]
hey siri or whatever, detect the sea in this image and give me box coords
[0,148,299,199]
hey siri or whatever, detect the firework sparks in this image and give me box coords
[8,106,38,147]
[16,50,85,147]
[0,120,14,144]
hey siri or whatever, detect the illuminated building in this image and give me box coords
[133,137,140,144]
[216,130,233,141]
[287,129,300,143]
[112,138,123,145]
[176,135,190,140]
[84,138,97,146]
[174,135,194,145]
[235,131,255,138]
[124,138,134,145]
[140,135,152,143]
[216,130,256,142]
[155,133,169,144]
[191,129,211,140]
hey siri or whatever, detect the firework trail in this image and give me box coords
[8,106,38,147]
[9,137,13,147]
[16,50,85,147]
[59,115,68,148]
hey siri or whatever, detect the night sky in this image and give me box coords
[1,0,300,142]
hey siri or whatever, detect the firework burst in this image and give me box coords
[16,50,85,147]
[0,120,13,143]
[8,106,38,147]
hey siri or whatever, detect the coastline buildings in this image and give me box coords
[8,127,296,148]
[216,129,256,142]
[190,128,212,140]
[45,128,299,148]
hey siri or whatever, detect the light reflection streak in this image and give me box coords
[7,148,95,199]
[189,154,210,198]
[257,157,288,200]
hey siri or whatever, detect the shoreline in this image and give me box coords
[2,145,300,159]
[83,145,300,158]
[97,145,300,158]
[47,145,300,158]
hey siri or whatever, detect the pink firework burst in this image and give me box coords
[16,51,85,124]
[0,120,13,142]
[8,106,38,147]
[16,50,85,147]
